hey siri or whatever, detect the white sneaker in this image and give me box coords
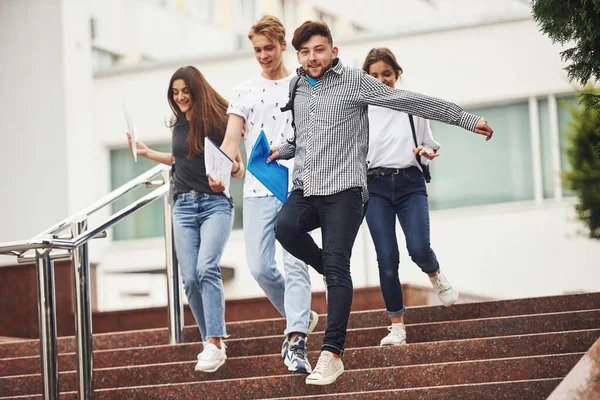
[308,310,319,334]
[305,351,344,385]
[195,342,226,372]
[380,323,407,346]
[429,271,459,306]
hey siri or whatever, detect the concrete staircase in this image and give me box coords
[1,292,599,399]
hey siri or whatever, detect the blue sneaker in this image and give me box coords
[281,335,290,360]
[282,335,312,373]
[281,310,318,359]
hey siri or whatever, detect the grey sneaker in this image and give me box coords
[305,350,344,385]
[429,271,459,306]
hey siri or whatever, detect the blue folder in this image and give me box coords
[247,130,289,203]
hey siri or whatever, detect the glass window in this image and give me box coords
[110,143,245,241]
[557,96,578,197]
[428,102,533,210]
[538,98,554,198]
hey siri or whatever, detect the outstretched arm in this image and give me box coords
[360,74,493,140]
[126,132,173,165]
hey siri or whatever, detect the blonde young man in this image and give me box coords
[213,15,316,374]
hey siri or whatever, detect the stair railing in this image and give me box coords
[0,163,184,400]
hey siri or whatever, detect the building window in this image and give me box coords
[428,101,533,210]
[110,144,244,241]
[538,95,577,198]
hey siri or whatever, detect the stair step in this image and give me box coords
[2,308,598,377]
[0,353,581,400]
[265,378,563,400]
[1,329,596,396]
[2,291,599,359]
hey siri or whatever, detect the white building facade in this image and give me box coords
[1,0,599,311]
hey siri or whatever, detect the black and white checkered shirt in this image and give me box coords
[276,58,480,201]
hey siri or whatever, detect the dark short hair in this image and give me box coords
[362,47,403,79]
[292,20,333,50]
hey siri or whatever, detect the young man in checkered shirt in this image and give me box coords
[267,20,494,386]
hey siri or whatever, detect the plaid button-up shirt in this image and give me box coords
[276,59,480,201]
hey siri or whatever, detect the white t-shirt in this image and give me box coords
[228,74,295,198]
[366,106,441,170]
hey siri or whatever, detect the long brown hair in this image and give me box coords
[167,66,228,158]
[362,47,403,80]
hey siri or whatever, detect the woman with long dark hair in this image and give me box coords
[127,66,244,372]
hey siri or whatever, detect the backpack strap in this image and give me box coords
[408,114,432,183]
[280,75,301,146]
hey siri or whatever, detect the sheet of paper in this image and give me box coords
[247,130,289,203]
[122,103,138,162]
[204,137,233,198]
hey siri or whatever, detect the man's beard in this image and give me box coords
[306,61,332,79]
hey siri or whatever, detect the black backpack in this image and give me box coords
[280,75,301,146]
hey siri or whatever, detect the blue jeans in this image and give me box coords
[243,196,312,336]
[173,191,233,340]
[276,188,364,356]
[365,167,439,318]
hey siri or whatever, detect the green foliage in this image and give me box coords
[562,88,600,238]
[532,0,600,111]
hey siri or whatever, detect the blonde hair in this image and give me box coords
[248,15,286,44]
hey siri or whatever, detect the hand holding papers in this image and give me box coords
[123,103,138,162]
[204,137,233,198]
[248,131,289,203]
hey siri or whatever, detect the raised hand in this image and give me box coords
[126,132,149,157]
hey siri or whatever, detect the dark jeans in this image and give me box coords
[275,188,364,356]
[365,167,439,318]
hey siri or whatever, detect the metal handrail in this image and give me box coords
[48,184,170,250]
[0,163,183,400]
[35,164,169,240]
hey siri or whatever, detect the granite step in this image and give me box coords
[265,378,564,400]
[0,353,582,400]
[2,291,599,359]
[2,308,598,377]
[1,329,597,396]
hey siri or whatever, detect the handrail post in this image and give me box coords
[71,216,94,399]
[35,249,59,400]
[162,168,183,344]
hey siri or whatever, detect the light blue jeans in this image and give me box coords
[243,195,312,336]
[173,191,233,340]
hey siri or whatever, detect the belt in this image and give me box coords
[367,167,402,177]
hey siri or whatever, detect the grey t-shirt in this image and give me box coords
[171,116,225,197]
